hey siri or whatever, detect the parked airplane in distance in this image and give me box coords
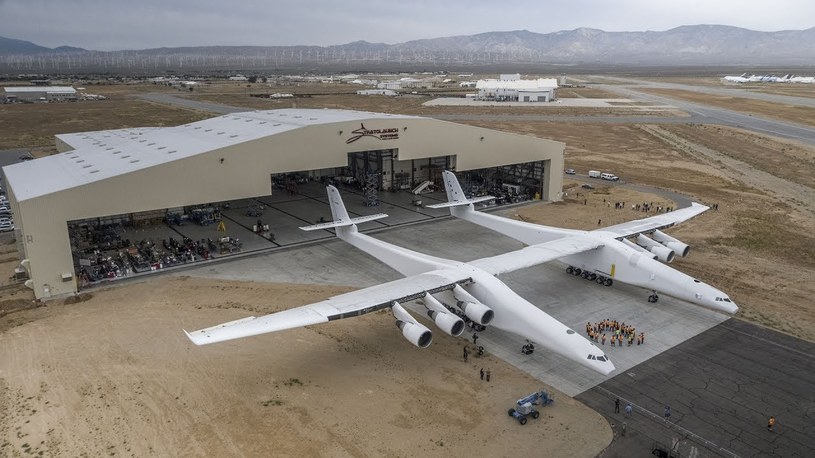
[185,185,615,375]
[429,171,738,315]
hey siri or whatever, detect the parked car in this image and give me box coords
[581,183,595,189]
[0,222,14,232]
[564,168,576,175]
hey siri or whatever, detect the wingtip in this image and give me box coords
[183,329,204,346]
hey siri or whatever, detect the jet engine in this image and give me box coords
[652,230,690,257]
[450,285,494,326]
[392,302,433,348]
[636,234,675,263]
[423,294,465,337]
[621,238,658,260]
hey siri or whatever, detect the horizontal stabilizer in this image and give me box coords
[426,196,495,209]
[300,213,388,231]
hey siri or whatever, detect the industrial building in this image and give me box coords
[3,108,565,299]
[476,76,558,102]
[3,86,77,103]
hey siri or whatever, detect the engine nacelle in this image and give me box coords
[652,230,690,257]
[392,302,433,348]
[423,294,465,337]
[636,234,675,263]
[451,285,494,325]
[621,238,658,260]
[428,310,465,337]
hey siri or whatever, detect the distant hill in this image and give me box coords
[0,36,86,55]
[2,25,814,73]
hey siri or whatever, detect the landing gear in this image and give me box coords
[567,266,613,287]
[648,291,659,303]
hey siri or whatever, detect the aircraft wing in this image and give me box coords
[597,202,709,239]
[184,271,470,345]
[469,236,603,276]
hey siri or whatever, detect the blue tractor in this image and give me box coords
[508,389,555,425]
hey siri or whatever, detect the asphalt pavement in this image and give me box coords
[577,318,815,458]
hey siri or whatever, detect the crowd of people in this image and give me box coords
[585,319,645,347]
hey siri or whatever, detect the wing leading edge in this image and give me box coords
[598,202,709,238]
[184,271,471,346]
[469,236,604,276]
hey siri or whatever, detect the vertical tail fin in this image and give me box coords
[300,185,388,232]
[426,170,496,209]
[327,185,351,223]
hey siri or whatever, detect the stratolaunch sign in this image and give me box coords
[346,123,399,144]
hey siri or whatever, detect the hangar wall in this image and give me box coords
[11,112,564,299]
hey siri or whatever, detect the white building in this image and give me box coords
[4,86,77,103]
[475,78,558,102]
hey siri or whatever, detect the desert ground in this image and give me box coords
[0,277,610,457]
[1,75,814,456]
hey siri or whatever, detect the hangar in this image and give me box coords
[3,108,565,299]
[3,86,77,103]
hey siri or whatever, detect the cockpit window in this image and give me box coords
[596,356,606,362]
[587,355,606,362]
[715,297,732,302]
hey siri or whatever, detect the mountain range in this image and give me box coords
[2,25,814,73]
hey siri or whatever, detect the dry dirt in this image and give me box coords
[0,277,610,457]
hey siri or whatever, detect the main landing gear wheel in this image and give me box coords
[648,293,659,303]
[604,278,613,287]
[566,266,574,275]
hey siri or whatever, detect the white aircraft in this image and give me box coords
[185,185,615,375]
[429,171,738,315]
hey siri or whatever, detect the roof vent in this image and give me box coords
[106,147,114,150]
[204,129,213,132]
[167,150,177,154]
[122,155,131,159]
[147,142,156,146]
[82,164,92,168]
[76,159,85,163]
[112,150,122,154]
[157,146,166,150]
[89,170,99,174]
[130,159,140,163]
[229,134,238,138]
[139,139,146,143]
[217,132,225,135]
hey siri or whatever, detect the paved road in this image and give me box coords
[591,80,815,147]
[597,76,815,109]
[577,318,815,458]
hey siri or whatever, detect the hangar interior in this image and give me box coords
[4,108,564,299]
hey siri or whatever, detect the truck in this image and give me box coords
[588,170,601,178]
[600,172,619,181]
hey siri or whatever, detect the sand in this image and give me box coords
[0,277,610,457]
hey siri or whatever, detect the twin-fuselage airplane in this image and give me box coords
[185,185,615,375]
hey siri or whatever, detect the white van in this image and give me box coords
[600,172,619,181]
[588,170,601,178]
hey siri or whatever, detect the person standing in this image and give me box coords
[486,368,491,382]
[472,332,479,345]
[768,416,775,432]
[614,398,620,414]
[664,406,672,420]
[480,368,484,380]
[463,346,469,362]
[625,403,633,417]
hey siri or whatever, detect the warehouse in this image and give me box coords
[3,86,77,103]
[476,77,558,102]
[3,108,565,299]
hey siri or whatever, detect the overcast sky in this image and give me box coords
[1,0,813,51]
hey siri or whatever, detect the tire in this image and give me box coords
[566,266,574,275]
[519,417,527,425]
[531,411,540,419]
[508,409,516,417]
[574,268,582,276]
[589,273,597,281]
[604,278,613,287]
[596,277,604,284]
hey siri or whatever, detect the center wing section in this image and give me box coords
[598,202,709,238]
[184,271,471,346]
[469,236,604,276]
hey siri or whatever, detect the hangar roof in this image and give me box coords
[4,109,418,202]
[3,86,77,94]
